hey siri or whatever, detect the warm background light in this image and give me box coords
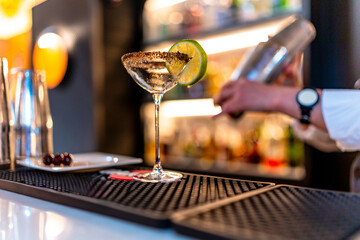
[162,99,221,117]
[0,0,46,69]
[33,32,68,89]
[0,0,32,39]
[145,16,296,55]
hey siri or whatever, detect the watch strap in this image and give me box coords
[299,107,311,124]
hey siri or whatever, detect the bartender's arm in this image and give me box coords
[214,79,360,151]
[213,79,327,131]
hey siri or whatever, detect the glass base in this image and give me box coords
[132,171,183,183]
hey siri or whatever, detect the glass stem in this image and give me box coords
[152,93,163,176]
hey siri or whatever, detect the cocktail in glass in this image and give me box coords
[121,51,189,183]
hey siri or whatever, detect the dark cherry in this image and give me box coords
[62,152,73,166]
[43,154,54,165]
[53,153,63,166]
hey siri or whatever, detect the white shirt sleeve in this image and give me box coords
[322,89,360,151]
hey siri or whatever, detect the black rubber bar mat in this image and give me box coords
[0,168,273,228]
[172,185,360,239]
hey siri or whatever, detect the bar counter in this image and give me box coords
[0,189,191,240]
[1,167,360,240]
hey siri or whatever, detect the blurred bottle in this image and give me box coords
[286,125,304,167]
[272,0,288,13]
[247,125,261,163]
[202,134,218,162]
[253,0,273,18]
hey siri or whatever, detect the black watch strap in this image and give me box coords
[299,107,311,124]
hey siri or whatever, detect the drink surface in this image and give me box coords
[122,51,189,94]
[129,61,177,94]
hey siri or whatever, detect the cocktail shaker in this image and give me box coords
[0,58,15,169]
[231,16,316,83]
[229,16,316,118]
[13,70,53,158]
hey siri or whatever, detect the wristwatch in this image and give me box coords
[296,88,319,124]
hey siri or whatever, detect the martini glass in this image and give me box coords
[121,51,189,182]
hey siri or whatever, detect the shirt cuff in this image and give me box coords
[322,89,360,151]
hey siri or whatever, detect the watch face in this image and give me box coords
[297,88,319,107]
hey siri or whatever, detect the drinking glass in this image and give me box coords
[11,69,53,159]
[122,51,188,182]
[0,58,15,169]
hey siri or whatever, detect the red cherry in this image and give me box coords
[62,152,73,166]
[43,154,54,165]
[53,153,63,166]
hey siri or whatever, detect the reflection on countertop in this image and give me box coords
[0,190,192,240]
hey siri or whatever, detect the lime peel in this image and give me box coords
[168,39,207,86]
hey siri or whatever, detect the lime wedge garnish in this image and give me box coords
[168,39,207,86]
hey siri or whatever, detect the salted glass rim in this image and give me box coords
[121,51,189,66]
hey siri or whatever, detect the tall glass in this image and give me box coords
[121,51,189,183]
[11,69,53,159]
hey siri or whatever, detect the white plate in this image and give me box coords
[16,152,143,172]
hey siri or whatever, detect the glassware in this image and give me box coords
[12,69,53,159]
[121,51,189,182]
[0,58,15,169]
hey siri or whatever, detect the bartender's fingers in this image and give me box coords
[220,97,242,115]
[214,87,236,106]
[213,81,241,105]
[213,95,238,119]
[221,80,238,89]
[212,110,227,119]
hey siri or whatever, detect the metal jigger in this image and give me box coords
[0,58,15,170]
[13,70,53,159]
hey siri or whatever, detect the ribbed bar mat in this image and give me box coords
[0,168,273,227]
[172,185,360,240]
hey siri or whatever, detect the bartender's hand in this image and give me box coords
[213,79,286,118]
[213,78,327,132]
[213,52,303,118]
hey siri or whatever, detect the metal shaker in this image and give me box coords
[229,16,316,118]
[231,16,316,83]
[0,58,15,169]
[13,70,53,158]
